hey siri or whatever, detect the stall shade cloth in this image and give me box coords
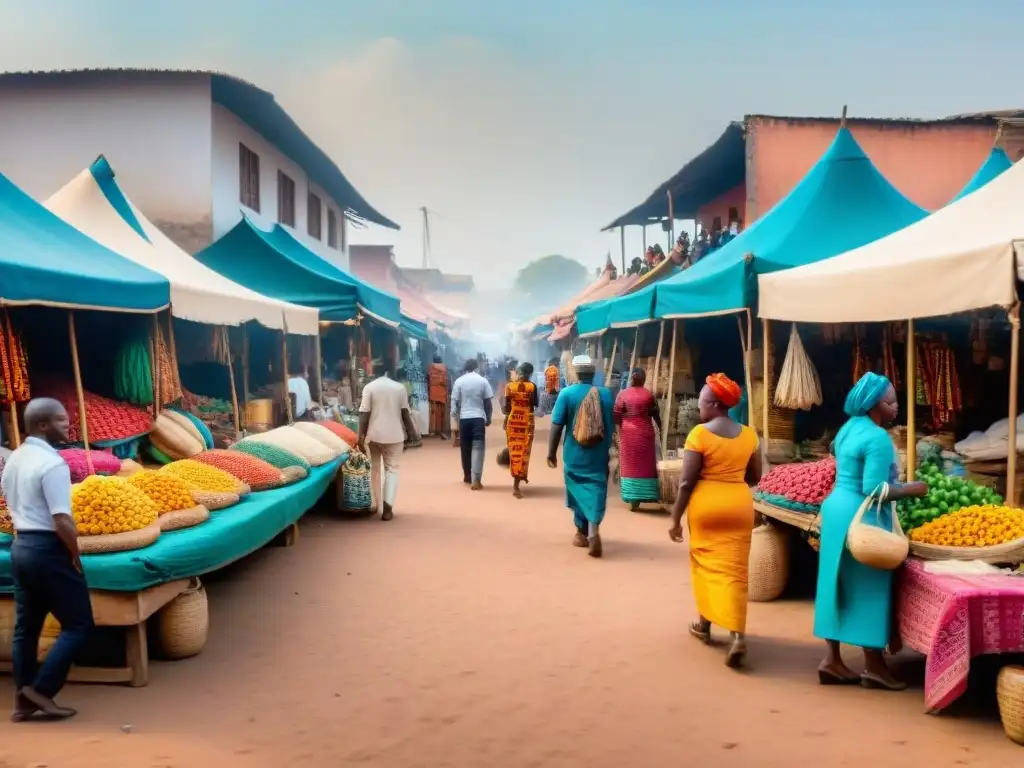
[654,127,926,320]
[195,216,360,322]
[0,458,343,593]
[758,138,1024,323]
[575,253,682,336]
[949,146,1012,204]
[0,168,169,311]
[266,224,402,328]
[46,157,319,335]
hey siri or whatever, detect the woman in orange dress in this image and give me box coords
[669,373,762,668]
[503,362,538,498]
[427,355,449,437]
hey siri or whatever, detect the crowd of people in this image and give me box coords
[4,342,914,720]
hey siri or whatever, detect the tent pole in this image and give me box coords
[620,226,626,275]
[68,312,90,455]
[314,324,324,404]
[906,319,916,478]
[282,331,293,424]
[744,310,754,429]
[651,320,666,397]
[224,327,240,438]
[150,314,161,415]
[642,226,647,255]
[241,323,250,428]
[166,310,180,398]
[663,320,678,455]
[762,318,771,444]
[667,190,675,249]
[608,336,618,389]
[1007,305,1020,505]
[628,326,640,376]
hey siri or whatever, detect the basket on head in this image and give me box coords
[748,523,790,602]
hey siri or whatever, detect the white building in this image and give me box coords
[0,69,398,265]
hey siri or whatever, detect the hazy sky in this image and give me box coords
[1,0,1021,288]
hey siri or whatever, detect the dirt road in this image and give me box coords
[1,423,1018,766]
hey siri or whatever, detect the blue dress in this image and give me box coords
[551,383,615,529]
[814,416,895,650]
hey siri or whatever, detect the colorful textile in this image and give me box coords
[814,415,895,649]
[684,423,759,633]
[613,385,659,502]
[898,558,1024,711]
[544,365,560,395]
[428,362,448,435]
[504,381,537,480]
[844,372,891,417]
[552,383,614,528]
[706,373,742,408]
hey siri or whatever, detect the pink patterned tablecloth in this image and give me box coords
[897,558,1024,711]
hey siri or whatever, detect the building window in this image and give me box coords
[327,209,338,248]
[340,212,347,251]
[277,171,295,227]
[307,191,322,240]
[239,143,260,212]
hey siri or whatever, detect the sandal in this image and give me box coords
[817,666,860,685]
[688,621,711,644]
[725,635,747,668]
[860,673,907,692]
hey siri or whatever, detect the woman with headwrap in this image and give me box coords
[814,372,927,690]
[503,362,538,498]
[668,373,761,668]
[612,368,662,509]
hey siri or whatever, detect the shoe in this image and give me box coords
[572,532,589,548]
[688,621,711,644]
[817,667,860,686]
[463,476,471,484]
[10,691,37,723]
[860,673,907,691]
[381,506,394,522]
[725,635,747,669]
[20,687,76,719]
[588,534,603,558]
[471,482,483,491]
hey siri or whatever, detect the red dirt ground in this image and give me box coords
[0,422,1020,766]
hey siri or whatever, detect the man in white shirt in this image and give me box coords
[451,358,494,489]
[2,399,93,722]
[357,361,418,521]
[288,371,313,420]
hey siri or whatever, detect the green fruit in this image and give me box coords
[938,501,948,513]
[993,494,1005,505]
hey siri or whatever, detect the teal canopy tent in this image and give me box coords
[653,127,927,320]
[0,169,169,311]
[576,284,659,336]
[950,147,1012,204]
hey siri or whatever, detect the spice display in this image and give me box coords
[40,379,152,444]
[240,427,337,466]
[113,338,154,406]
[0,311,29,404]
[127,470,197,514]
[317,419,358,447]
[897,461,1003,531]
[150,412,205,460]
[230,440,310,475]
[909,505,1024,547]
[192,450,285,491]
[292,421,351,453]
[160,459,246,494]
[72,476,159,536]
[58,448,122,483]
[774,324,822,410]
[754,457,836,512]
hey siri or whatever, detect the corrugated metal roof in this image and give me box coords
[0,68,399,230]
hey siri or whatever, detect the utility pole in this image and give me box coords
[420,206,433,269]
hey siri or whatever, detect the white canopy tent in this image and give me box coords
[46,158,320,335]
[758,153,1023,324]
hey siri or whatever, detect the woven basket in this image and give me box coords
[998,665,1024,745]
[78,520,161,554]
[190,490,240,510]
[748,523,790,602]
[339,466,372,512]
[159,505,210,532]
[0,612,59,662]
[657,459,684,504]
[909,536,1024,565]
[157,578,209,660]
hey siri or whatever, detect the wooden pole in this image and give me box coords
[150,313,160,415]
[241,323,250,422]
[906,319,917,477]
[762,318,771,444]
[651,320,666,396]
[628,326,640,375]
[744,310,754,428]
[642,226,647,254]
[667,190,675,249]
[662,320,678,455]
[68,312,90,452]
[619,226,626,275]
[8,403,20,448]
[313,326,324,403]
[608,336,618,389]
[282,331,293,424]
[1007,305,1020,505]
[223,327,240,437]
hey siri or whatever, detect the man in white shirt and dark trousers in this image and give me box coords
[451,358,494,490]
[358,361,418,521]
[3,399,94,722]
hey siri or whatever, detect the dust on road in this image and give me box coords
[0,423,1017,767]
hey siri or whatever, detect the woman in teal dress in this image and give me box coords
[815,372,927,690]
[548,355,615,559]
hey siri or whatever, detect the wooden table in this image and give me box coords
[0,578,189,687]
[754,500,821,533]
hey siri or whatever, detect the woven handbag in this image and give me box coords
[846,483,908,571]
[340,452,373,512]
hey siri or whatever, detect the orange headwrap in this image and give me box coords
[706,373,742,408]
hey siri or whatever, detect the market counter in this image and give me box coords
[0,457,343,593]
[754,500,820,533]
